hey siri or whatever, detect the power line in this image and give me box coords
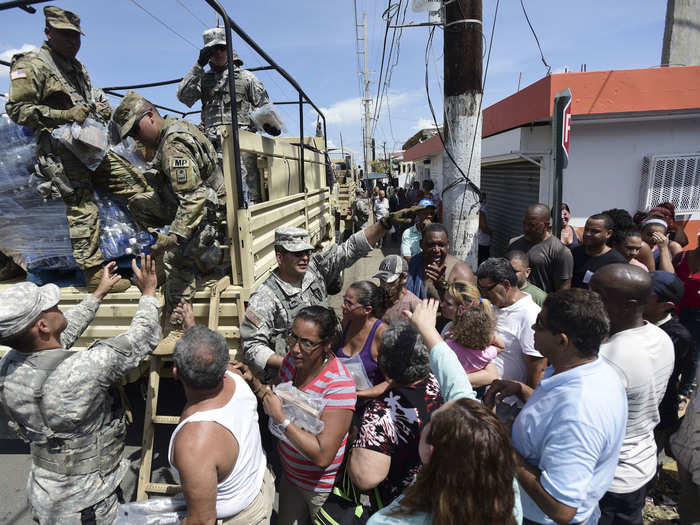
[127,0,198,49]
[519,0,551,75]
[175,0,209,29]
[370,0,392,133]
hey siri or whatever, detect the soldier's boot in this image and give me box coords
[153,329,183,355]
[84,266,131,293]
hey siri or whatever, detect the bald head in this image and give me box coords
[527,203,551,221]
[590,264,652,304]
[523,203,552,243]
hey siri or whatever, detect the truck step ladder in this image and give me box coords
[136,275,242,500]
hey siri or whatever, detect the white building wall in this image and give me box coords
[481,114,700,228]
[563,115,700,227]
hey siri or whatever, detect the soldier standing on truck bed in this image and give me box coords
[5,6,148,291]
[114,91,226,347]
[241,207,421,381]
[0,255,160,525]
[177,27,278,204]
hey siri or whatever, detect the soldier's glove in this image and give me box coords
[384,205,427,227]
[198,47,214,67]
[62,105,90,124]
[149,230,178,254]
[262,123,281,137]
[31,154,74,200]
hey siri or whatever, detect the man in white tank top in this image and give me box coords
[170,320,274,524]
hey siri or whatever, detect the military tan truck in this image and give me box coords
[331,152,359,236]
[0,0,334,501]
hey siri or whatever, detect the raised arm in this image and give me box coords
[404,298,476,401]
[176,64,204,108]
[60,262,123,348]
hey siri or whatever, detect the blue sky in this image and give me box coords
[1,1,667,164]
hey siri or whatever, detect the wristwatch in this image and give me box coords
[280,418,292,432]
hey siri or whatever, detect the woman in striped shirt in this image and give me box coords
[259,305,357,525]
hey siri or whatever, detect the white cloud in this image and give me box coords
[317,90,421,127]
[411,117,440,131]
[318,97,364,126]
[0,44,37,78]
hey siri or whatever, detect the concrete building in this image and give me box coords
[402,66,700,255]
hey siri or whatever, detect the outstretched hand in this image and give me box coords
[92,261,122,300]
[131,253,157,296]
[171,300,195,329]
[386,205,427,226]
[402,298,442,349]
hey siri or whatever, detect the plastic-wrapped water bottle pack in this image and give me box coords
[0,111,154,281]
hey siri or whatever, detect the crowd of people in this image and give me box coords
[0,6,698,525]
[3,180,698,525]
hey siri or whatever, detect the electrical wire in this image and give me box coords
[371,0,405,139]
[370,0,393,132]
[425,25,480,198]
[175,0,209,29]
[519,0,551,75]
[127,0,198,49]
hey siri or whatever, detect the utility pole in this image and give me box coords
[361,11,372,187]
[442,0,482,268]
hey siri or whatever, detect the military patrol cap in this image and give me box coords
[0,282,60,341]
[374,254,408,283]
[113,90,154,140]
[275,227,314,252]
[44,6,85,35]
[202,27,243,66]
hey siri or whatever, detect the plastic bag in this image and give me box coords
[250,103,287,135]
[115,496,187,525]
[94,189,154,260]
[0,114,77,270]
[269,381,327,445]
[340,353,372,391]
[110,138,149,172]
[51,117,109,171]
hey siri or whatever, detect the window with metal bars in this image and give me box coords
[639,154,700,214]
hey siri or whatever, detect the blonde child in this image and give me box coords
[442,281,503,385]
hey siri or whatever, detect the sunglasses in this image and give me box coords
[129,111,149,137]
[282,249,312,258]
[477,281,499,294]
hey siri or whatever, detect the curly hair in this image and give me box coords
[445,281,495,350]
[395,398,517,525]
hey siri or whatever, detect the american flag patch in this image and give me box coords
[245,308,262,327]
[10,69,26,80]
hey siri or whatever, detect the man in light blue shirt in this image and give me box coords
[486,288,627,525]
[400,199,435,262]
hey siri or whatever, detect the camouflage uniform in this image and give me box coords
[0,282,161,524]
[5,8,148,269]
[115,91,226,325]
[241,227,372,379]
[177,28,271,203]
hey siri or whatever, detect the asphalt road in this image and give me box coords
[0,233,397,523]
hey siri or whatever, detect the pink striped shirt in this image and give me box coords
[278,355,357,492]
